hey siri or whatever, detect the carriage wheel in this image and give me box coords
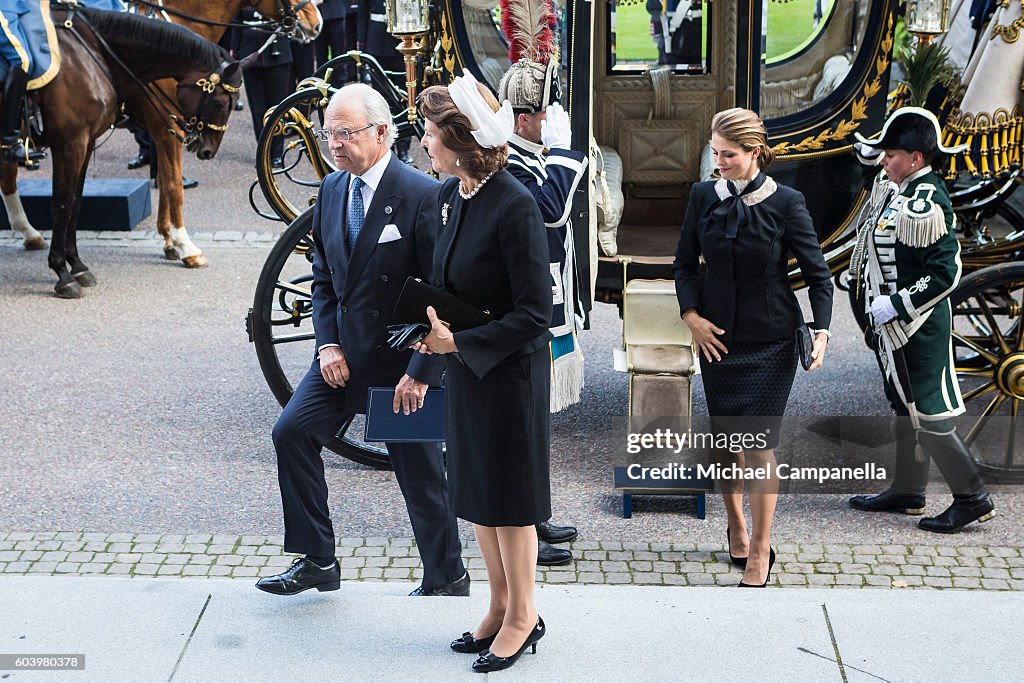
[255,87,336,224]
[254,54,423,224]
[249,208,392,469]
[950,262,1024,484]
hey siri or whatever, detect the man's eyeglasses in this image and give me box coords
[314,124,376,142]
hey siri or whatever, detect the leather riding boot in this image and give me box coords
[916,430,996,532]
[849,419,928,514]
[1,67,29,163]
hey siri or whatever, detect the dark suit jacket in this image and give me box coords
[673,177,833,343]
[432,171,553,379]
[320,0,356,20]
[310,154,442,413]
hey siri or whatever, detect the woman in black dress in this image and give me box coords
[415,73,552,673]
[673,108,834,587]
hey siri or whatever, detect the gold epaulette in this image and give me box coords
[895,183,949,248]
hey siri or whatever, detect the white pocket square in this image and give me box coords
[378,224,402,243]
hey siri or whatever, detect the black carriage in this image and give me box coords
[245,0,1024,482]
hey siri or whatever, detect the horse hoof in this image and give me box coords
[163,246,180,260]
[73,270,98,287]
[54,280,83,299]
[181,254,208,268]
[23,236,47,251]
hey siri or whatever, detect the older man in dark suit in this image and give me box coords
[257,83,467,597]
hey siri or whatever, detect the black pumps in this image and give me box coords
[450,631,496,654]
[470,617,546,673]
[738,547,775,588]
[726,527,748,568]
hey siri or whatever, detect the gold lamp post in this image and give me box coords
[387,0,430,123]
[905,0,952,45]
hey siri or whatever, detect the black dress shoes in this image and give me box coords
[471,617,546,673]
[849,490,926,515]
[536,520,578,544]
[409,571,470,596]
[255,557,340,595]
[738,547,775,588]
[919,492,996,533]
[537,539,572,567]
[127,154,150,170]
[451,631,496,654]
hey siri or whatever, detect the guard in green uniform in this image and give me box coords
[848,107,996,533]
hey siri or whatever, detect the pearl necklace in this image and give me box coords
[459,170,498,200]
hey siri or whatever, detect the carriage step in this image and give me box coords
[0,178,152,232]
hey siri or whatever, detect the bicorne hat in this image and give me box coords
[855,106,967,157]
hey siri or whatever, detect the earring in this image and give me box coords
[455,157,460,167]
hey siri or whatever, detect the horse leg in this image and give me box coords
[48,140,90,298]
[138,85,207,268]
[65,159,96,287]
[1,160,46,250]
[156,134,207,268]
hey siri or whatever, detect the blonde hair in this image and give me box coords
[711,108,775,169]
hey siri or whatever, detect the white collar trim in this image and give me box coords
[714,175,778,206]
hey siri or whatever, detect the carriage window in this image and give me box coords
[760,0,872,120]
[608,0,710,74]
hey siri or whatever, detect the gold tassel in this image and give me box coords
[981,133,990,177]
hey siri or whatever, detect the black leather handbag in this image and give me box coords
[795,324,814,371]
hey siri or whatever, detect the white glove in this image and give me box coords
[541,103,572,150]
[870,296,899,325]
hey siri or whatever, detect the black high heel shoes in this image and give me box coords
[738,547,775,588]
[471,617,546,673]
[451,631,496,654]
[726,527,748,568]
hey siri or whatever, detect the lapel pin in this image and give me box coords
[384,206,393,215]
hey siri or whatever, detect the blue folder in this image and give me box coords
[364,387,445,443]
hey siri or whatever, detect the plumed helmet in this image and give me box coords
[497,0,560,113]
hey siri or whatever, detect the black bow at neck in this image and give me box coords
[711,172,767,239]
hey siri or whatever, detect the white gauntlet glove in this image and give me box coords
[870,296,899,325]
[541,103,572,150]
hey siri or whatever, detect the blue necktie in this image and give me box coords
[347,176,365,250]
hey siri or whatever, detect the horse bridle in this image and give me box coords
[57,2,241,146]
[129,0,316,42]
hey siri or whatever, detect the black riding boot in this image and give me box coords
[916,430,995,533]
[849,419,928,514]
[1,67,28,163]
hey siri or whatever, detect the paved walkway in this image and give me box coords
[1,229,279,248]
[2,532,1022,591]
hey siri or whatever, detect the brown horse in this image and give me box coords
[0,6,241,297]
[124,0,321,267]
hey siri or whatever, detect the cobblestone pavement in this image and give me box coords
[2,532,1022,591]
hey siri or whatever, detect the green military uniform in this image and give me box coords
[848,106,995,533]
[861,167,964,426]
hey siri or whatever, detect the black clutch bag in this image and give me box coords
[386,278,494,351]
[795,324,814,371]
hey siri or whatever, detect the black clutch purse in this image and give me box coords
[386,278,494,351]
[795,324,814,371]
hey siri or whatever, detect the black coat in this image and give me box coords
[673,176,833,343]
[432,171,553,379]
[310,155,442,412]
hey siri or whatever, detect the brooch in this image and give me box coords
[441,203,450,226]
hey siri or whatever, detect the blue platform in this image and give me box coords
[0,178,151,232]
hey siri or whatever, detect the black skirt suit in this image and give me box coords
[673,174,833,447]
[432,171,554,527]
